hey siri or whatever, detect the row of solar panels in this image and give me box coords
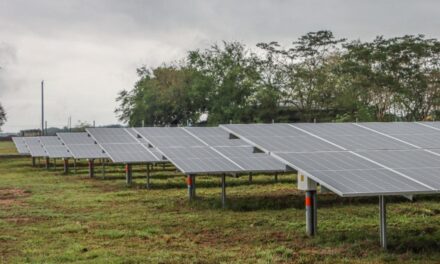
[12,122,440,198]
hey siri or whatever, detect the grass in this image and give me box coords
[0,154,440,263]
[0,141,17,155]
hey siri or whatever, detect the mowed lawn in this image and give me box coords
[1,142,440,263]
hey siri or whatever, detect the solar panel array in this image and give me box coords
[221,122,440,197]
[57,132,108,159]
[23,137,47,157]
[86,128,160,163]
[134,127,286,174]
[39,136,73,158]
[12,137,30,154]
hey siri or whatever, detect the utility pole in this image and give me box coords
[41,80,44,136]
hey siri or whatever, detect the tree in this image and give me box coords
[188,42,261,124]
[116,65,208,126]
[257,30,346,121]
[0,103,6,130]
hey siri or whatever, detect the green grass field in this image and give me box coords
[1,142,440,263]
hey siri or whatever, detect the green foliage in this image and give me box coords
[0,102,6,130]
[116,31,440,125]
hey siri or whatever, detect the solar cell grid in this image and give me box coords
[44,145,72,158]
[39,136,62,146]
[12,137,29,154]
[290,123,413,151]
[86,128,136,143]
[57,132,95,145]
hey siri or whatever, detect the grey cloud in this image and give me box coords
[1,0,440,132]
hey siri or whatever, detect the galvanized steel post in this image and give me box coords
[125,164,132,185]
[88,159,94,178]
[379,196,387,249]
[63,159,69,174]
[306,190,317,236]
[221,174,226,208]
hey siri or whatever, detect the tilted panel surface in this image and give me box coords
[356,150,440,189]
[221,124,340,153]
[185,127,250,147]
[158,146,243,174]
[57,132,95,145]
[291,123,413,150]
[360,122,440,149]
[44,145,72,158]
[66,144,108,159]
[134,127,204,148]
[39,136,62,146]
[276,151,433,196]
[12,137,30,154]
[86,128,136,144]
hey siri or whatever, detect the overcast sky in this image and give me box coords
[1,0,439,132]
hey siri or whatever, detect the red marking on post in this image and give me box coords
[125,164,129,173]
[305,196,312,207]
[186,177,193,186]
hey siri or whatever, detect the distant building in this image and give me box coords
[20,129,42,137]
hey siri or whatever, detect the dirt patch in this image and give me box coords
[3,217,43,224]
[0,188,30,207]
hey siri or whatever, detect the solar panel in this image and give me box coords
[86,128,160,163]
[358,122,440,149]
[221,123,440,196]
[291,123,413,150]
[356,150,440,189]
[57,132,96,145]
[86,128,137,143]
[185,127,249,147]
[158,146,243,174]
[221,124,340,153]
[44,145,72,158]
[214,146,286,172]
[26,145,47,157]
[57,132,108,159]
[39,136,63,146]
[134,127,204,148]
[275,151,433,196]
[12,137,29,154]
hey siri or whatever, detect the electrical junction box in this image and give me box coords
[297,172,317,191]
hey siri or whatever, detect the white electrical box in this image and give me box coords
[297,172,317,191]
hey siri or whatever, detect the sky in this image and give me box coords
[1,0,440,132]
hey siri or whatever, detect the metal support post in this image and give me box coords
[32,157,36,167]
[221,174,226,208]
[191,174,196,198]
[379,195,387,250]
[187,174,194,201]
[249,172,253,183]
[146,164,151,189]
[88,159,94,178]
[73,159,77,174]
[102,159,106,178]
[63,159,69,174]
[125,164,132,185]
[45,157,50,169]
[53,158,56,170]
[274,172,278,182]
[306,190,317,236]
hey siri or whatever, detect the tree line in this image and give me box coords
[116,30,440,127]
